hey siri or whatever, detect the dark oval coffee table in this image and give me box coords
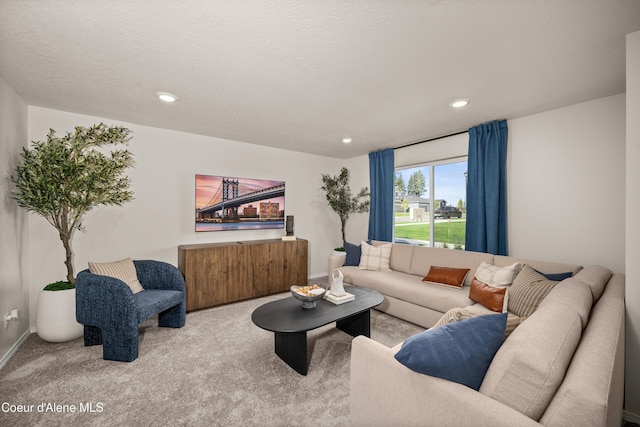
[251,285,383,375]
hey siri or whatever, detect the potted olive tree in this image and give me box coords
[320,167,370,254]
[11,123,135,342]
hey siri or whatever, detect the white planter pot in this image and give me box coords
[332,250,346,257]
[36,288,84,342]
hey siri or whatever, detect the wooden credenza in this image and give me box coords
[178,238,308,312]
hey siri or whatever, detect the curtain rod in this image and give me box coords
[394,130,468,151]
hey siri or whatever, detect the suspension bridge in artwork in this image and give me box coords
[197,178,285,220]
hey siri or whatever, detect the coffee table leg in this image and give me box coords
[274,331,308,375]
[337,309,371,338]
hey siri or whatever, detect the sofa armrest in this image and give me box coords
[134,260,186,292]
[75,270,137,330]
[350,336,541,427]
[329,254,346,276]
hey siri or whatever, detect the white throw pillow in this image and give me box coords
[358,241,392,271]
[475,261,520,287]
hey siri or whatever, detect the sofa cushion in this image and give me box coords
[539,275,624,427]
[539,278,593,329]
[422,266,470,288]
[571,265,612,302]
[409,246,494,286]
[88,257,145,294]
[389,243,414,274]
[508,265,558,318]
[469,278,507,313]
[339,267,473,314]
[134,289,184,323]
[479,295,584,421]
[359,241,392,271]
[395,313,507,390]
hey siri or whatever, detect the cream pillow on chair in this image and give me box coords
[88,257,145,294]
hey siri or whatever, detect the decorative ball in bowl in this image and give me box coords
[290,284,327,309]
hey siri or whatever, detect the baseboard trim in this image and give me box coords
[624,410,640,424]
[0,329,31,370]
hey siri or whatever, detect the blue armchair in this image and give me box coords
[76,260,186,362]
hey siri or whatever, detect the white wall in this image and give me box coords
[508,94,625,272]
[0,75,29,365]
[26,107,344,327]
[342,154,372,245]
[625,30,640,421]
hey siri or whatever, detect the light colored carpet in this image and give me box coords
[0,287,423,426]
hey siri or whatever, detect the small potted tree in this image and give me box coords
[320,167,370,254]
[11,123,135,342]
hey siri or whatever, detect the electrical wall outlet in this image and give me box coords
[4,308,19,329]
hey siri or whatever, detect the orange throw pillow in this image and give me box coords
[469,277,507,313]
[422,266,470,288]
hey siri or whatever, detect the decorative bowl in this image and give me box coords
[290,284,327,309]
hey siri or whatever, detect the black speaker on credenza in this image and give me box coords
[285,215,294,236]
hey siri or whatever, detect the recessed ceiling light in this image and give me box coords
[449,99,469,108]
[342,137,352,144]
[156,92,177,103]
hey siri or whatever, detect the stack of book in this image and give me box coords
[323,291,355,305]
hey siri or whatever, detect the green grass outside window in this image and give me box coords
[394,221,466,246]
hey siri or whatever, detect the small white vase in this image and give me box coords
[332,250,346,257]
[36,288,84,342]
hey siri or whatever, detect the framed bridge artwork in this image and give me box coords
[195,174,286,232]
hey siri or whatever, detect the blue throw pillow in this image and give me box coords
[394,312,507,390]
[534,268,573,281]
[343,241,364,266]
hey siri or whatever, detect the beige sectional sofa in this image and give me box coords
[329,241,625,427]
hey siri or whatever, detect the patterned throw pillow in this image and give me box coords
[432,307,477,328]
[422,266,470,288]
[433,307,524,339]
[358,241,392,271]
[508,265,559,318]
[88,257,145,294]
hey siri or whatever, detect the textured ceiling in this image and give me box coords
[1,1,639,159]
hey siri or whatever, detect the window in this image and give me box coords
[394,158,467,249]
